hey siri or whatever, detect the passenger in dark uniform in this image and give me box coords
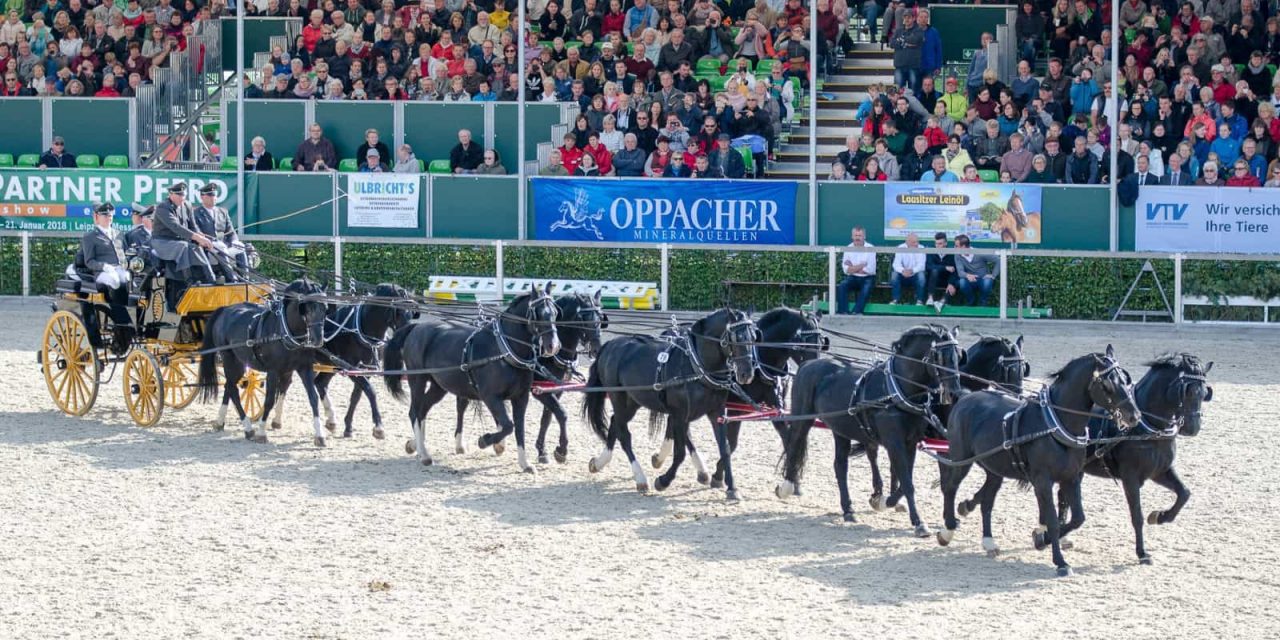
[192,183,243,283]
[151,182,216,309]
[76,202,134,352]
[123,203,154,267]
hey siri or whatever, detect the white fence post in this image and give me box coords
[21,231,31,298]
[660,243,670,311]
[1173,253,1184,325]
[333,236,343,293]
[827,246,837,313]
[998,250,1008,321]
[495,239,504,295]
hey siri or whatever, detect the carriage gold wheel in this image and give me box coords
[239,369,266,422]
[42,310,100,417]
[124,349,165,427]
[163,354,199,410]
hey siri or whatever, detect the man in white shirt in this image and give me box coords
[836,226,876,315]
[891,232,927,304]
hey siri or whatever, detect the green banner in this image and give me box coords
[0,169,238,232]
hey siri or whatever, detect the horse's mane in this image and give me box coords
[1045,352,1104,382]
[1145,352,1205,374]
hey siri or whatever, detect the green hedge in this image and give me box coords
[0,237,21,296]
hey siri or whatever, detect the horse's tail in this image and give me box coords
[197,308,224,403]
[384,323,413,402]
[583,359,610,443]
[779,366,822,484]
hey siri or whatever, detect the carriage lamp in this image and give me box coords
[128,256,146,275]
[248,252,261,270]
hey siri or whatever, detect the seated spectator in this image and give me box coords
[954,234,998,306]
[1000,133,1035,182]
[449,128,483,173]
[359,148,386,172]
[891,233,927,305]
[583,133,613,175]
[661,150,693,177]
[1065,136,1099,184]
[857,156,888,181]
[38,136,77,168]
[899,136,932,182]
[1209,123,1241,168]
[293,123,337,171]
[835,226,875,316]
[1023,154,1057,183]
[920,155,959,182]
[1226,159,1261,186]
[942,134,974,176]
[539,149,570,176]
[692,154,721,179]
[925,232,957,308]
[243,136,275,171]
[827,162,851,181]
[393,144,419,173]
[707,134,746,179]
[475,149,507,175]
[972,120,1009,171]
[837,132,873,176]
[960,164,982,182]
[557,132,584,172]
[613,133,648,176]
[355,128,391,164]
[575,152,602,176]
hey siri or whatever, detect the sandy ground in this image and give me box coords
[2,296,1279,639]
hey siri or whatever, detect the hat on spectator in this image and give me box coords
[1211,64,1225,73]
[717,133,731,142]
[275,74,290,83]
[602,42,614,50]
[168,182,187,194]
[367,148,380,157]
[52,135,65,144]
[198,183,218,196]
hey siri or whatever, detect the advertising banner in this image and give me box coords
[0,169,237,232]
[1135,186,1280,253]
[883,182,1043,244]
[531,177,796,245]
[346,173,420,228]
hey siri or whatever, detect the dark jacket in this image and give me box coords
[76,227,124,281]
[1161,168,1193,185]
[39,150,77,168]
[123,225,151,253]
[612,147,648,176]
[293,137,337,171]
[449,141,483,172]
[898,151,931,182]
[356,141,392,166]
[152,199,198,242]
[243,151,275,171]
[1065,151,1099,184]
[707,147,747,179]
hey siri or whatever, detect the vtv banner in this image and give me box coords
[531,177,796,245]
[1135,186,1280,253]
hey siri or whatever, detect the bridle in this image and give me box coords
[886,328,960,413]
[550,296,605,370]
[994,338,1028,390]
[522,288,560,356]
[720,313,761,376]
[276,291,325,350]
[1138,369,1211,436]
[1088,355,1138,426]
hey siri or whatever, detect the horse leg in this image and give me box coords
[270,374,291,430]
[316,371,337,433]
[589,393,637,478]
[888,438,929,537]
[343,379,362,438]
[977,472,1004,557]
[867,442,889,512]
[1119,473,1151,564]
[936,460,972,546]
[219,358,246,433]
[355,376,385,440]
[253,372,280,443]
[299,367,325,448]
[685,423,711,486]
[535,398,554,464]
[510,393,534,474]
[712,414,739,501]
[478,396,520,469]
[552,394,570,464]
[454,396,470,454]
[711,419,742,489]
[1057,475,1086,541]
[1150,467,1191,525]
[651,420,674,469]
[833,435,855,522]
[408,381,447,465]
[654,416,688,492]
[1032,475,1072,576]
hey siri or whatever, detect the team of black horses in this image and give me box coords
[192,277,1213,576]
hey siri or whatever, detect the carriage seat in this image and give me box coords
[58,267,142,306]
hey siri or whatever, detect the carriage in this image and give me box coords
[38,260,273,428]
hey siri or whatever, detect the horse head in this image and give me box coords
[1068,344,1140,429]
[555,289,607,360]
[1139,353,1214,436]
[892,324,963,405]
[510,281,561,359]
[967,334,1028,394]
[283,277,327,348]
[693,307,757,386]
[372,282,416,332]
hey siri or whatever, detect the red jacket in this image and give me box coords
[857,171,888,181]
[1226,174,1260,187]
[302,24,324,53]
[559,145,583,172]
[584,144,613,175]
[1211,81,1237,107]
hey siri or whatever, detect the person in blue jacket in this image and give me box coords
[919,9,943,85]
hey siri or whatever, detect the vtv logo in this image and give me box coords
[1146,203,1188,221]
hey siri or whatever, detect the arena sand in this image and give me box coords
[1,298,1278,639]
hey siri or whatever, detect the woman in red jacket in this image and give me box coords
[857,156,888,181]
[1226,160,1262,186]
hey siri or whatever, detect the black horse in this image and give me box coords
[583,308,758,493]
[777,324,963,535]
[198,278,329,445]
[936,345,1142,576]
[270,283,416,439]
[451,290,608,464]
[1057,353,1213,565]
[384,283,561,472]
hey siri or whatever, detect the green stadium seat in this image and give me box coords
[77,154,100,168]
[0,154,13,167]
[737,146,754,175]
[17,154,39,168]
[708,75,728,92]
[220,157,238,170]
[755,59,778,75]
[338,158,358,172]
[278,156,293,170]
[564,40,582,50]
[978,169,999,183]
[428,159,452,174]
[696,59,722,75]
[103,155,129,169]
[417,159,425,172]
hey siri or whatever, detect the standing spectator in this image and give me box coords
[965,32,992,101]
[835,226,875,316]
[293,123,337,171]
[1065,136,1099,184]
[1015,1,1044,65]
[38,136,77,168]
[623,0,658,41]
[449,128,483,173]
[393,144,419,173]
[355,129,391,165]
[891,232,926,305]
[243,136,275,171]
[889,10,923,94]
[918,9,941,84]
[954,234,998,306]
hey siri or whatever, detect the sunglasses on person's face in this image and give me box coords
[1236,166,1248,172]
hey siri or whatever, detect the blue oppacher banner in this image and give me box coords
[532,178,797,244]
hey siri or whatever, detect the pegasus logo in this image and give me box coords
[549,188,605,239]
[1146,203,1188,221]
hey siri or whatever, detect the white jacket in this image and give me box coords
[893,243,926,275]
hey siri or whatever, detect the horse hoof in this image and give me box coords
[696,472,710,486]
[404,439,416,455]
[775,481,795,499]
[793,485,803,497]
[242,430,252,440]
[842,512,856,523]
[553,448,567,465]
[270,422,282,431]
[522,465,536,475]
[341,429,353,439]
[372,427,385,441]
[1147,511,1162,525]
[869,493,886,512]
[937,529,955,546]
[1056,566,1073,578]
[710,477,724,489]
[987,549,1000,558]
[420,456,434,467]
[314,436,326,448]
[455,444,466,455]
[957,501,973,517]
[324,421,337,433]
[636,483,648,493]
[914,523,931,538]
[895,503,907,513]
[476,436,488,450]
[492,441,505,456]
[650,453,662,469]
[537,453,550,465]
[1032,531,1048,551]
[252,433,268,444]
[726,489,741,502]
[213,423,226,432]
[1139,555,1153,566]
[654,476,671,492]
[588,459,600,474]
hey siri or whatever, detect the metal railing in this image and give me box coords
[137,30,226,166]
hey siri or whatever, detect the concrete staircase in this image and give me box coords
[770,43,895,179]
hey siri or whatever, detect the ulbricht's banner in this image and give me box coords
[532,177,796,244]
[884,183,1043,244]
[1136,186,1280,253]
[0,169,237,232]
[346,173,420,229]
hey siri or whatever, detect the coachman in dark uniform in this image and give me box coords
[151,182,217,308]
[75,202,134,352]
[193,183,243,283]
